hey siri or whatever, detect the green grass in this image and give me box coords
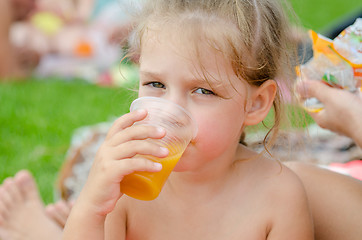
[1,0,360,203]
[289,0,361,31]
[0,78,137,203]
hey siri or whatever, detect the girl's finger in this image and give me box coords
[88,158,163,189]
[108,124,166,146]
[111,139,169,160]
[106,109,147,140]
[116,157,163,178]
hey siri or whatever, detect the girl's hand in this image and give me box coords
[296,80,362,147]
[77,109,168,216]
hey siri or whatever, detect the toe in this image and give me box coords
[1,178,19,208]
[45,202,68,228]
[0,194,10,221]
[3,178,23,203]
[14,170,41,202]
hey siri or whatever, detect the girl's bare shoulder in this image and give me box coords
[249,157,309,214]
[233,150,307,200]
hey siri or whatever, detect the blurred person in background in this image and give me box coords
[0,0,40,79]
[7,0,137,83]
[285,79,362,240]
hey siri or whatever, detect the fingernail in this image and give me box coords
[160,147,169,155]
[157,127,165,134]
[153,162,162,170]
[137,109,147,115]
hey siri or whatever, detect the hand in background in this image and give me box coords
[296,80,362,147]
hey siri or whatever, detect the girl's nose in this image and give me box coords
[164,92,187,109]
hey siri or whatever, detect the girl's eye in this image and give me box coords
[194,88,215,95]
[145,82,165,89]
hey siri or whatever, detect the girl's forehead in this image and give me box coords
[138,17,249,90]
[140,27,248,97]
[141,29,231,75]
[141,16,236,53]
[142,23,229,63]
[142,25,195,51]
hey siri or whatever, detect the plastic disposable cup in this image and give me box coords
[303,68,359,112]
[298,58,358,113]
[120,97,197,201]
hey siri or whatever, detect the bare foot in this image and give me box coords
[0,170,62,240]
[45,199,74,228]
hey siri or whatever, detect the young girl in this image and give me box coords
[63,0,314,239]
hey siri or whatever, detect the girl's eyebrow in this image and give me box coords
[140,70,228,89]
[140,70,215,84]
[139,70,163,80]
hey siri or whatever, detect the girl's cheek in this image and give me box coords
[193,121,217,144]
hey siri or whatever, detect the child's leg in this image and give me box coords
[285,161,362,240]
[0,170,62,240]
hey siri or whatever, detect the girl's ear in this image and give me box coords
[244,80,277,126]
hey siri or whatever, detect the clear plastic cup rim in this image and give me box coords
[130,96,198,139]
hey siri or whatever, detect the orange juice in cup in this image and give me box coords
[120,150,183,201]
[120,97,197,201]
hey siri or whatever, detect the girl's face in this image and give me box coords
[138,31,254,172]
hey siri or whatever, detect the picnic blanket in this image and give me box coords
[55,122,362,201]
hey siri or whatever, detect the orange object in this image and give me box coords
[310,29,362,82]
[120,151,182,201]
[309,30,335,59]
[74,41,93,57]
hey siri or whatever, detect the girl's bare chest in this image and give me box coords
[126,201,269,240]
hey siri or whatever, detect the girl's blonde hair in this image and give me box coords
[127,0,299,150]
